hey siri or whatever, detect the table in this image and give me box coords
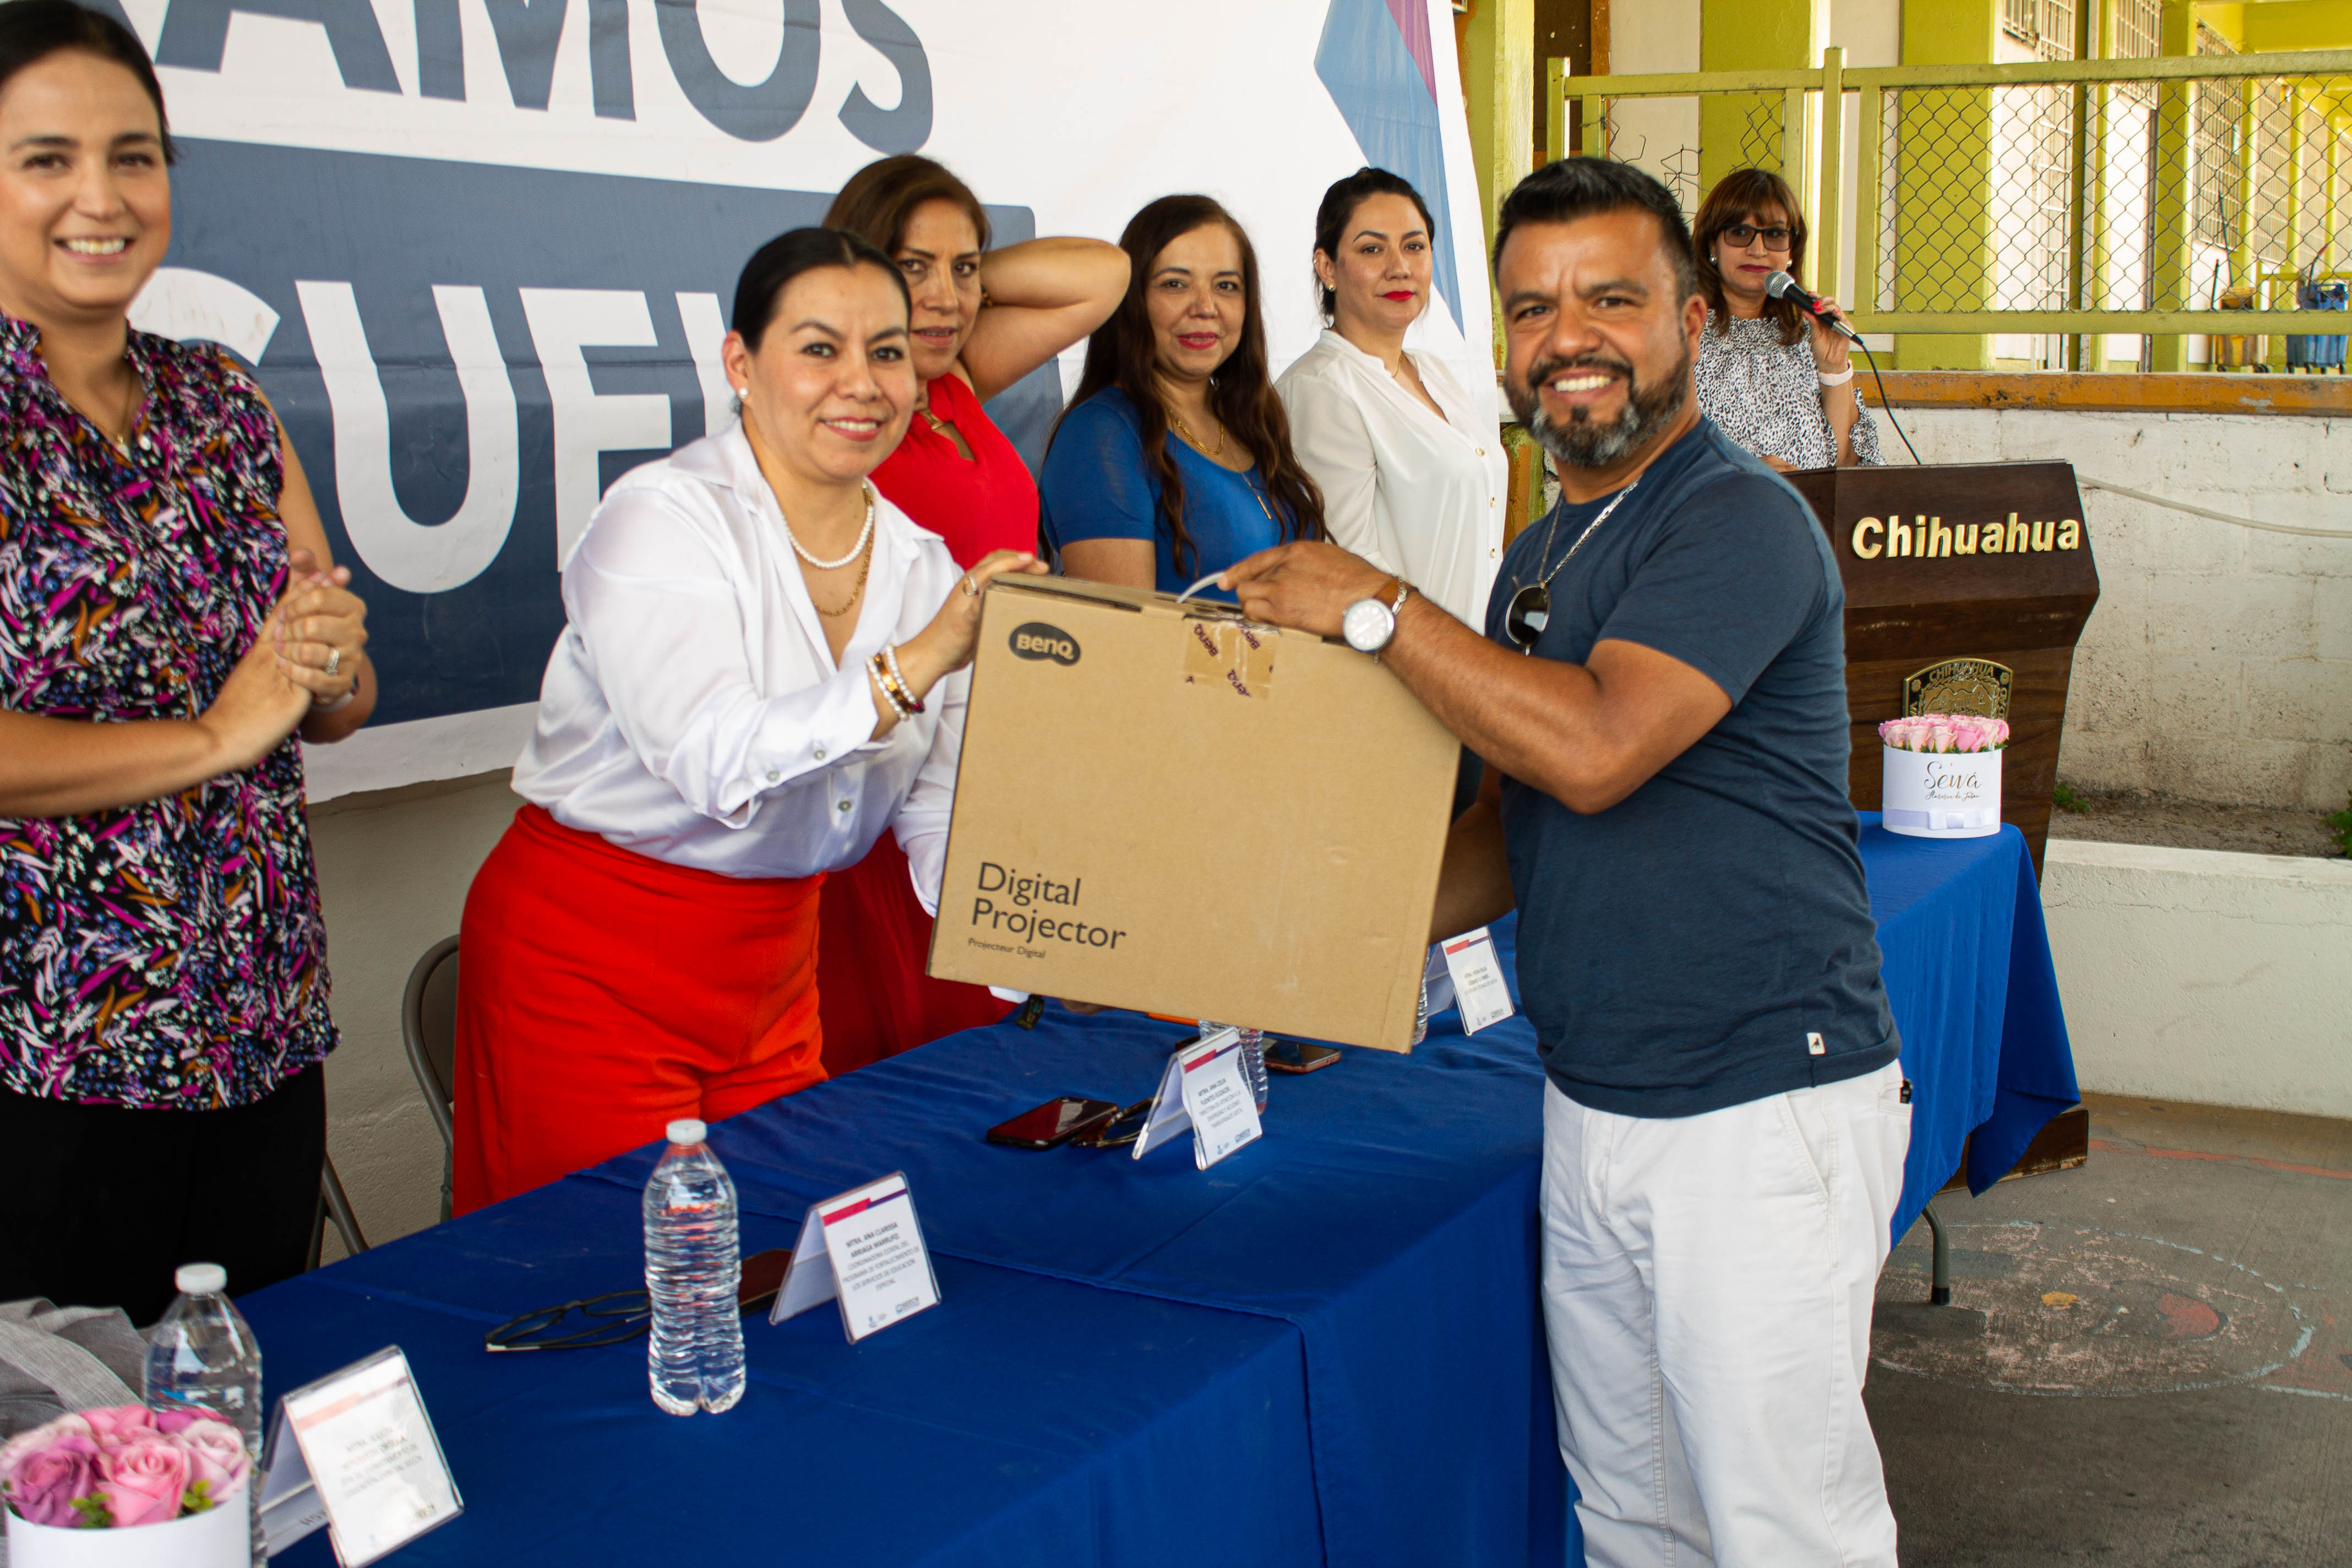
[250,820,2070,1567]
[1855,815,2079,1241]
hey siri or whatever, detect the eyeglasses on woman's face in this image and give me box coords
[1721,223,1794,252]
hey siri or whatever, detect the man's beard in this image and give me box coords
[1507,346,1691,469]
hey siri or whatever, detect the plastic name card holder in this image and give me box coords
[769,1172,941,1343]
[259,1346,460,1565]
[1131,1028,1262,1169]
[1439,928,1515,1034]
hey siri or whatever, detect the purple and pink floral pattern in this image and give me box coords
[0,314,334,1109]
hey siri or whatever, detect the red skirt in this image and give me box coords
[814,836,1011,1077]
[451,805,826,1215]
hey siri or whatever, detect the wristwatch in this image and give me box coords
[1342,577,1411,655]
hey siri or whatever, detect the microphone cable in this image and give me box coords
[1853,338,1924,466]
[1766,268,1924,466]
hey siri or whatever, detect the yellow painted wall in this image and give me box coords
[1699,0,1827,191]
[1895,0,2001,367]
[2234,0,2352,52]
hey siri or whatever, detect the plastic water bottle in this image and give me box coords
[1412,974,1432,1046]
[145,1262,263,1561]
[1202,1022,1270,1114]
[643,1119,745,1417]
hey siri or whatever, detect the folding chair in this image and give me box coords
[402,936,462,1223]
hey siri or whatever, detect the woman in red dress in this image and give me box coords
[815,157,1127,1074]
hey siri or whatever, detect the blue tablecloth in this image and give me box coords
[1854,815,2079,1240]
[248,820,2069,1567]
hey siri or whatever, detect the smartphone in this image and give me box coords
[1263,1038,1342,1075]
[986,1097,1122,1149]
[1070,1099,1156,1149]
[738,1248,792,1312]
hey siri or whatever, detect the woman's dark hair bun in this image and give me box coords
[732,226,912,349]
[1311,167,1434,320]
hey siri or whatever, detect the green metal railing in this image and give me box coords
[1547,48,2352,343]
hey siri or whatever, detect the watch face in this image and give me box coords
[1342,597,1393,652]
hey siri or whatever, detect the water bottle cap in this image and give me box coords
[666,1119,706,1145]
[175,1262,227,1295]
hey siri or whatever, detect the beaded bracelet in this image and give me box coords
[868,654,913,721]
[881,644,924,715]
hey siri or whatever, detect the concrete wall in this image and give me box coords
[2043,841,2352,1120]
[1889,406,2352,812]
[309,772,520,1251]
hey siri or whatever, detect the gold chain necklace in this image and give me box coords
[808,531,874,618]
[1169,411,1226,458]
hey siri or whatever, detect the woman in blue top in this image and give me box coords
[1043,195,1324,598]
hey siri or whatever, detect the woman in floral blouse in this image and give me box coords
[1691,167,1882,471]
[0,2,373,1324]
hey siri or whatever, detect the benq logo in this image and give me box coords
[1009,623,1081,666]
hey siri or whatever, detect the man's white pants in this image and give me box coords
[1540,1060,1910,1568]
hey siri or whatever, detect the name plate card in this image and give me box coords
[259,1346,461,1565]
[1132,1028,1263,1168]
[1440,928,1515,1035]
[769,1173,942,1343]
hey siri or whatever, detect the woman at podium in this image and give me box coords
[1691,168,1883,471]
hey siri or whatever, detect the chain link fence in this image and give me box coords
[1553,46,2352,356]
[1872,70,2352,316]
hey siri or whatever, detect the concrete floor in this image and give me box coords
[1870,1095,2352,1566]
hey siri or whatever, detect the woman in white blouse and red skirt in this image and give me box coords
[452,228,1040,1214]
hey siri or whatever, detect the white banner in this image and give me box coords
[105,0,1491,798]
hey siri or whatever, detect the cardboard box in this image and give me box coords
[926,576,1460,1052]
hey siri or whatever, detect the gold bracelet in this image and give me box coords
[868,654,913,720]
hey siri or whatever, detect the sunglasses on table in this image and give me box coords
[485,1291,651,1352]
[1722,224,1794,251]
[482,1248,794,1351]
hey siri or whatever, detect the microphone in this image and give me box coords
[1765,270,1865,345]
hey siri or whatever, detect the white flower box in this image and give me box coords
[4,1490,246,1568]
[1881,744,2003,839]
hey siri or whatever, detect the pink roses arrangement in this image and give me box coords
[0,1406,248,1531]
[1879,714,2009,754]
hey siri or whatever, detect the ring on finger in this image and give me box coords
[324,647,341,678]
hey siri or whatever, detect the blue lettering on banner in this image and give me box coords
[149,0,927,137]
[161,138,1050,726]
[155,0,405,93]
[654,0,823,143]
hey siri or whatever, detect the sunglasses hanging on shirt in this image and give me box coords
[1504,480,1642,654]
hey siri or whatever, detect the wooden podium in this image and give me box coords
[1784,462,2100,874]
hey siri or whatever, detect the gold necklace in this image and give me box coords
[1169,410,1226,458]
[808,531,874,618]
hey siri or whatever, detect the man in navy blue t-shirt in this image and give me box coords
[1226,159,1908,1566]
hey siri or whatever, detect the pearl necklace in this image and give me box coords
[782,484,876,571]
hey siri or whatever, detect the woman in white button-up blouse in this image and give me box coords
[1276,167,1510,632]
[452,228,1041,1215]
